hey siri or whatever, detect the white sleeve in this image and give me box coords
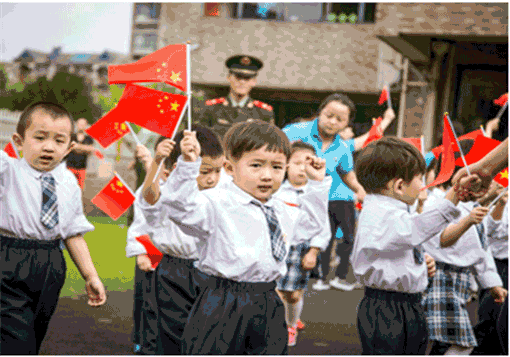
[474,246,504,289]
[0,151,13,200]
[126,194,149,258]
[62,179,94,239]
[139,156,216,240]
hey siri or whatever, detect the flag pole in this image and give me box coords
[126,122,141,146]
[488,187,508,210]
[114,171,135,196]
[186,41,192,132]
[495,102,508,120]
[445,113,470,175]
[386,84,392,109]
[480,125,487,137]
[152,99,189,184]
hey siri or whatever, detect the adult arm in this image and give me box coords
[340,171,366,202]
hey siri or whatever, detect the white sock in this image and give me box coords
[288,301,300,328]
[444,345,474,355]
[282,300,291,327]
[295,296,304,324]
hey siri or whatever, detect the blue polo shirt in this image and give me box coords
[283,119,355,202]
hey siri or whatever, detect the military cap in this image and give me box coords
[225,55,263,77]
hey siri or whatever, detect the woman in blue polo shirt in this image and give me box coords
[284,93,395,291]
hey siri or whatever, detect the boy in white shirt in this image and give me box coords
[0,102,106,355]
[351,137,466,355]
[140,120,331,354]
[141,126,225,354]
[274,141,331,347]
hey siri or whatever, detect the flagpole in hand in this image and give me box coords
[495,102,508,121]
[386,84,392,109]
[152,100,189,184]
[488,187,508,211]
[445,113,470,175]
[186,41,192,132]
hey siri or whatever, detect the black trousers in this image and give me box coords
[472,258,508,355]
[155,255,204,355]
[357,287,428,355]
[315,200,355,280]
[181,274,288,355]
[0,236,66,355]
[132,265,158,355]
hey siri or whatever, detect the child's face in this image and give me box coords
[287,149,313,188]
[226,145,287,203]
[15,110,72,172]
[400,174,424,205]
[197,155,225,191]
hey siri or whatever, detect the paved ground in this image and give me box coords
[39,279,480,355]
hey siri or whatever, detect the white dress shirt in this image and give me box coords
[273,180,331,251]
[422,201,503,289]
[487,203,508,260]
[0,152,94,241]
[139,156,332,283]
[351,194,461,294]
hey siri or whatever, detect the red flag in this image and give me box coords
[94,150,104,160]
[378,86,389,105]
[135,234,163,269]
[423,114,456,190]
[494,168,509,188]
[454,135,501,167]
[430,129,483,159]
[362,117,383,148]
[108,44,187,92]
[3,141,19,159]
[401,138,422,153]
[91,173,135,221]
[355,202,363,211]
[111,84,187,138]
[86,111,131,149]
[494,93,508,107]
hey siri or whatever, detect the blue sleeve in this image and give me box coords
[335,146,354,176]
[346,139,355,153]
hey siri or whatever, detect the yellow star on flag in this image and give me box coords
[500,169,509,180]
[170,101,180,111]
[170,71,182,83]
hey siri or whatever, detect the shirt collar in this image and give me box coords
[20,158,65,184]
[365,193,409,211]
[280,180,305,194]
[227,179,275,208]
[229,94,250,108]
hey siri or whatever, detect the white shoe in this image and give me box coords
[329,277,356,291]
[312,280,330,291]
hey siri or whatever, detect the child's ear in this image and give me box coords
[63,141,76,158]
[224,159,234,176]
[393,178,405,196]
[11,133,23,150]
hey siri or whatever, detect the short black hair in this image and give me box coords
[437,139,475,189]
[355,136,426,194]
[317,93,356,121]
[168,125,224,166]
[290,140,316,158]
[16,101,74,138]
[224,120,291,162]
[154,135,173,170]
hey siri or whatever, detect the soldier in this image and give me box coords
[197,55,275,137]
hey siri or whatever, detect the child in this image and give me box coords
[351,137,465,355]
[141,126,225,355]
[274,141,331,347]
[421,141,507,355]
[0,101,106,355]
[140,120,331,355]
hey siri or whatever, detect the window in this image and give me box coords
[325,3,376,24]
[231,3,285,21]
[283,3,324,23]
[134,3,160,23]
[132,32,158,54]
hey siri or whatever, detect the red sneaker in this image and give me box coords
[296,319,306,330]
[288,326,298,346]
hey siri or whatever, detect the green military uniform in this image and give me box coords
[195,54,275,138]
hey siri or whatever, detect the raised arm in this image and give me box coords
[353,108,396,151]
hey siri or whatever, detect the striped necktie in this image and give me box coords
[252,201,286,262]
[41,174,59,229]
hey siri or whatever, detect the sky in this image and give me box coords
[0,3,133,62]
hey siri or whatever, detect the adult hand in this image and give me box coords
[452,168,488,201]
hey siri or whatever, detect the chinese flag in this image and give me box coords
[378,86,389,105]
[423,114,456,190]
[94,150,104,160]
[86,111,130,149]
[362,117,383,148]
[136,234,164,269]
[454,135,501,167]
[430,129,483,159]
[3,141,19,159]
[494,93,508,107]
[494,168,509,188]
[401,137,422,153]
[91,173,135,221]
[108,44,187,92]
